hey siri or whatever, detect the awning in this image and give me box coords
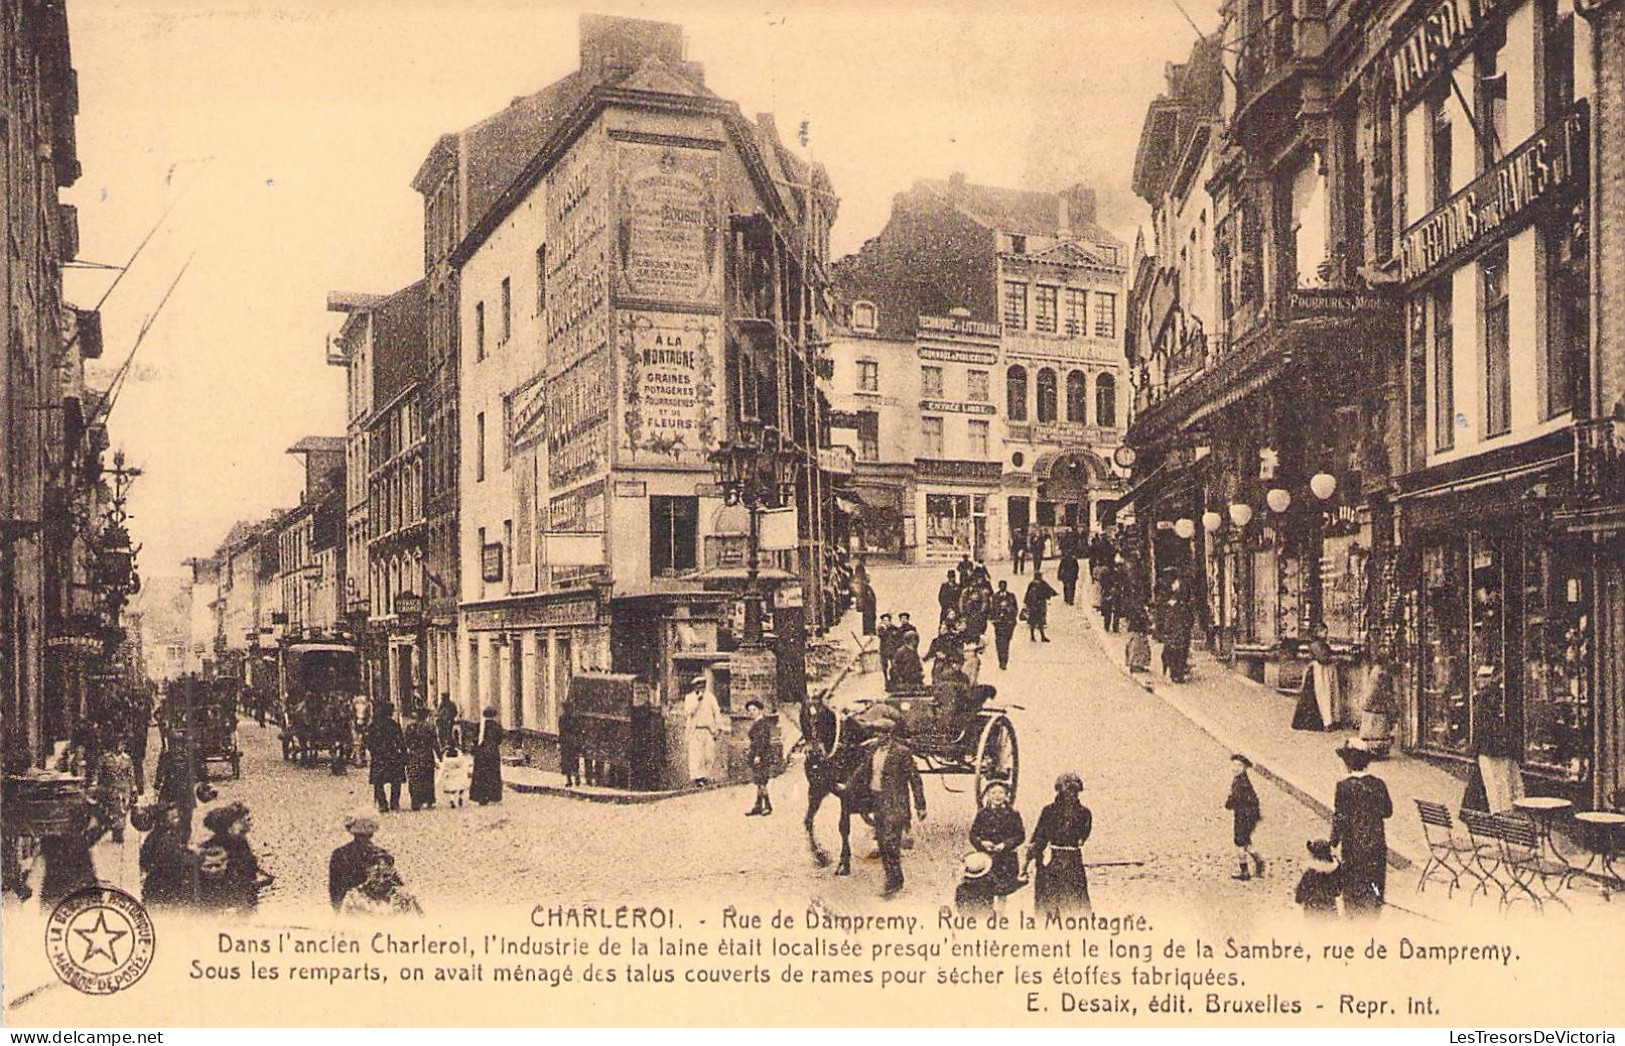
[1116,457,1201,513]
[1394,455,1569,531]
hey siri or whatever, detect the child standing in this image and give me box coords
[1295,838,1342,918]
[1224,753,1265,881]
[744,700,774,817]
[439,744,471,808]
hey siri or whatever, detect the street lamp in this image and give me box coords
[709,418,800,650]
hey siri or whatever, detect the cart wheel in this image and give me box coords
[974,714,1018,807]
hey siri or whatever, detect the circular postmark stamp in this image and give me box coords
[44,886,156,995]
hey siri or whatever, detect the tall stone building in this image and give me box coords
[828,176,1128,564]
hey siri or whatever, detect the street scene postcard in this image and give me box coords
[4,0,1625,1030]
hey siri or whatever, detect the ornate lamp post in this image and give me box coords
[710,418,800,708]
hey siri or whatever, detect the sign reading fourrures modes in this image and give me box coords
[43,886,157,996]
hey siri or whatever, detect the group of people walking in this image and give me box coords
[362,700,503,814]
[956,773,1095,919]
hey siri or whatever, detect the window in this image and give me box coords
[856,410,880,462]
[967,369,989,402]
[1546,11,1576,120]
[1433,283,1455,451]
[500,277,512,343]
[535,246,547,313]
[1429,92,1453,208]
[649,496,699,577]
[851,301,877,332]
[1478,49,1507,169]
[475,301,486,360]
[475,411,486,482]
[1036,368,1058,423]
[1009,234,1026,254]
[1095,373,1117,428]
[1002,281,1028,329]
[1034,285,1058,333]
[1066,371,1087,423]
[1096,244,1119,265]
[1093,292,1117,338]
[921,416,944,457]
[968,419,990,457]
[1064,288,1087,335]
[503,520,513,590]
[1006,365,1028,421]
[857,359,879,392]
[921,365,944,399]
[1483,246,1511,437]
[1548,228,1586,420]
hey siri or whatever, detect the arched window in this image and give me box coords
[1066,371,1088,423]
[1006,365,1028,421]
[1096,373,1118,428]
[1036,368,1058,424]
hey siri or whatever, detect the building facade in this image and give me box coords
[449,16,837,781]
[828,176,1128,565]
[275,436,346,638]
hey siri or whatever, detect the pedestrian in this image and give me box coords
[989,580,1019,670]
[139,801,197,908]
[969,781,1025,900]
[1023,572,1057,642]
[352,693,371,767]
[894,613,920,656]
[1160,574,1195,683]
[924,616,964,686]
[339,850,422,917]
[846,705,926,898]
[435,693,459,750]
[959,579,989,640]
[857,576,877,636]
[745,699,776,817]
[1330,740,1392,917]
[1295,839,1342,919]
[558,699,581,787]
[1125,599,1152,673]
[38,798,107,910]
[152,732,202,839]
[887,630,925,690]
[404,706,440,811]
[196,802,271,914]
[876,613,897,686]
[1225,754,1265,881]
[938,570,960,625]
[1057,547,1080,606]
[470,708,505,805]
[684,674,727,787]
[1028,528,1047,574]
[93,739,136,844]
[364,701,406,813]
[1098,560,1119,632]
[129,685,154,794]
[328,810,385,911]
[954,852,999,914]
[1011,527,1027,574]
[1024,773,1093,918]
[439,742,471,806]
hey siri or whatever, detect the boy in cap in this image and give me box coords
[1225,753,1265,880]
[745,700,776,817]
[329,810,386,911]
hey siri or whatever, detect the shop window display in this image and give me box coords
[1521,542,1591,779]
[1419,542,1471,754]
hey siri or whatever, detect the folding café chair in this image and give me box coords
[1414,799,1481,899]
[1458,808,1512,909]
[1496,812,1573,914]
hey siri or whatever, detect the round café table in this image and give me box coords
[1513,796,1575,865]
[1574,811,1625,897]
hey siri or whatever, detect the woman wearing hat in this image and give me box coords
[469,708,505,805]
[1025,773,1093,917]
[403,706,441,811]
[364,701,407,814]
[969,782,1025,900]
[684,673,726,787]
[1330,740,1391,917]
[329,811,385,911]
[196,802,270,914]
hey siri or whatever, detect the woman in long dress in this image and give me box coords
[469,708,505,805]
[1025,773,1093,917]
[403,708,440,810]
[683,675,726,786]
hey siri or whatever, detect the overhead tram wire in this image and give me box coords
[95,253,196,428]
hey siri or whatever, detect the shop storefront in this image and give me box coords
[916,460,1002,562]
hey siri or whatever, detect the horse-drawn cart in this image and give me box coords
[278,642,362,768]
[855,682,1019,807]
[159,675,243,779]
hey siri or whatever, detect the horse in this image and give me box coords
[802,710,875,875]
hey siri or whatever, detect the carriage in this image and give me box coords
[159,675,243,779]
[852,681,1020,807]
[278,642,363,767]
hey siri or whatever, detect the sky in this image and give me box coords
[63,0,1220,580]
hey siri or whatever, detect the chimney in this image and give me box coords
[579,14,686,79]
[756,113,778,141]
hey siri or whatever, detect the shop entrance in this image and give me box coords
[925,494,987,559]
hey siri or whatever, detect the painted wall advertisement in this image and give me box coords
[616,310,719,468]
[547,129,611,491]
[613,139,721,306]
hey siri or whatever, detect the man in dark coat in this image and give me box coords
[1024,572,1057,642]
[1159,574,1195,682]
[364,701,407,813]
[328,812,385,910]
[1028,529,1048,574]
[846,706,925,898]
[1329,741,1392,916]
[1010,528,1027,574]
[887,635,925,690]
[937,571,960,625]
[1057,549,1081,606]
[856,577,877,636]
[876,613,897,686]
[989,581,1020,670]
[435,694,459,750]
